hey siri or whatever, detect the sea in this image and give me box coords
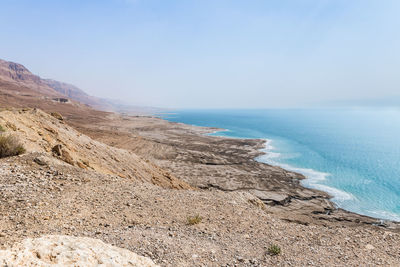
[163,108,400,222]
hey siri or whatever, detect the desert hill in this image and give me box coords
[0,108,189,189]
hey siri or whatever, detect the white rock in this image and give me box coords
[0,235,158,267]
[365,244,375,250]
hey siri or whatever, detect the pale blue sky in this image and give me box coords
[1,0,399,108]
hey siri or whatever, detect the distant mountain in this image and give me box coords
[0,59,59,96]
[42,79,114,111]
[0,58,160,114]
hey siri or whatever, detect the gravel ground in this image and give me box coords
[0,153,399,266]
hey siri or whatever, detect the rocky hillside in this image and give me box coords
[0,108,190,189]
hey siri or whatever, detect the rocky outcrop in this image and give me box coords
[0,235,158,267]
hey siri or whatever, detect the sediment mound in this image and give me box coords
[0,235,158,267]
[0,108,190,189]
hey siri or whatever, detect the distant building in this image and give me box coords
[53,98,69,103]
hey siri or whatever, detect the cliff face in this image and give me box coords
[0,60,39,83]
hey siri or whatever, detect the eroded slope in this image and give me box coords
[0,108,190,189]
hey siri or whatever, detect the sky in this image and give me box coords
[0,0,399,108]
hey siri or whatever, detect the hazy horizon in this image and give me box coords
[1,0,400,109]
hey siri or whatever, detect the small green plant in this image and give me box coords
[187,215,202,225]
[268,244,281,256]
[0,125,5,132]
[0,135,26,158]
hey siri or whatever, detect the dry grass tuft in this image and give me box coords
[0,134,26,158]
[187,215,203,225]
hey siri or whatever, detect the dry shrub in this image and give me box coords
[0,135,26,158]
[187,215,202,225]
[268,244,281,255]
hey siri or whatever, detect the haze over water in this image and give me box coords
[165,108,400,221]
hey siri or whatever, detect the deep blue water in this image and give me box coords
[164,108,400,221]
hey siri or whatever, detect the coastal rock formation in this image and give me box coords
[0,235,158,267]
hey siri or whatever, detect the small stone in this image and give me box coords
[365,244,375,250]
[33,157,48,166]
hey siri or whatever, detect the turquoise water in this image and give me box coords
[164,108,400,221]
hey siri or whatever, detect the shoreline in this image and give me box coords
[188,125,399,224]
[73,113,400,231]
[257,139,396,222]
[167,118,400,225]
[257,139,400,224]
[218,134,399,229]
[157,116,400,228]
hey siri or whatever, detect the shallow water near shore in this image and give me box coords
[164,108,400,221]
